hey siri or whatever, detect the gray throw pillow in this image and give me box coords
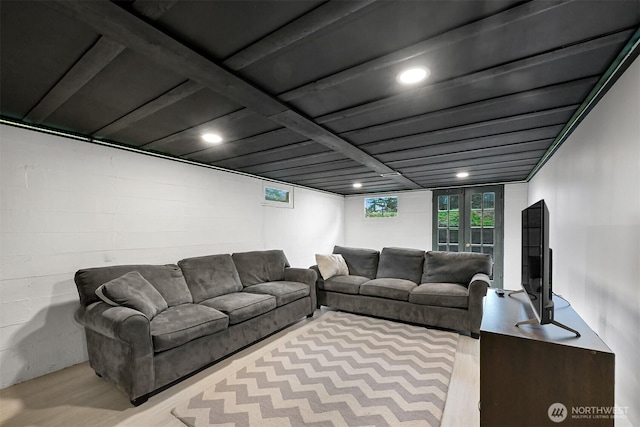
[95,271,168,319]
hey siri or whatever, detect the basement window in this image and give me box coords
[364,196,398,218]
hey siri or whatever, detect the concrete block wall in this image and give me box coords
[0,124,344,389]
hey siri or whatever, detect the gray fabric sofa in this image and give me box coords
[73,250,316,405]
[314,246,492,338]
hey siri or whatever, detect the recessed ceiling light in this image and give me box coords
[397,67,430,85]
[353,183,363,188]
[202,133,222,143]
[456,172,469,178]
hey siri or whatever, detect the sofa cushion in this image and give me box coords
[178,254,243,303]
[320,275,370,294]
[315,253,349,280]
[95,271,168,320]
[359,278,417,301]
[333,245,379,279]
[376,247,425,284]
[232,250,290,286]
[409,283,469,308]
[201,292,276,325]
[150,304,228,353]
[243,281,310,306]
[75,264,192,307]
[422,251,492,285]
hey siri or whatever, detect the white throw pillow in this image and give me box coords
[315,254,349,280]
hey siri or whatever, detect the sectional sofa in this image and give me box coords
[73,250,316,405]
[313,246,493,338]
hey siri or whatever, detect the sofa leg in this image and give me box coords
[307,313,314,318]
[470,332,480,339]
[131,395,149,406]
[95,371,102,378]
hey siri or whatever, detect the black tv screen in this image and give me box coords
[521,199,554,324]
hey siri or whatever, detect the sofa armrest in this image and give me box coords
[76,301,151,343]
[75,302,155,402]
[467,273,491,336]
[284,267,318,313]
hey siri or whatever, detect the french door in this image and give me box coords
[432,185,504,288]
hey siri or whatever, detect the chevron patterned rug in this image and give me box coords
[171,311,459,427]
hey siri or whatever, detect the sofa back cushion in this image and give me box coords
[376,247,425,284]
[95,271,168,319]
[75,264,192,307]
[422,251,492,285]
[178,254,243,303]
[232,250,290,286]
[332,246,379,279]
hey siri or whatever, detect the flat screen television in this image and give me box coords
[521,199,553,324]
[517,199,580,336]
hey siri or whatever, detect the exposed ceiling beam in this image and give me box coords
[389,140,552,169]
[94,79,202,137]
[93,0,376,138]
[48,0,421,190]
[184,128,303,162]
[359,107,576,153]
[315,30,633,125]
[267,110,419,187]
[223,0,378,71]
[340,78,597,140]
[141,109,252,150]
[278,0,576,102]
[23,37,125,124]
[24,1,176,125]
[376,126,563,163]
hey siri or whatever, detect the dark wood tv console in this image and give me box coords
[480,289,615,426]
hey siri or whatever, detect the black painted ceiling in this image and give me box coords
[1,0,639,194]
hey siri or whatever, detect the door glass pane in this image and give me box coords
[449,246,459,252]
[449,229,459,244]
[438,245,447,251]
[483,210,495,227]
[471,246,482,253]
[471,228,481,244]
[449,211,459,227]
[471,193,482,209]
[450,195,459,211]
[438,195,448,211]
[438,211,448,227]
[471,210,482,226]
[483,246,494,257]
[483,192,495,209]
[483,228,494,245]
[438,228,448,243]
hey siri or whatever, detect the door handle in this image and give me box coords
[465,243,471,248]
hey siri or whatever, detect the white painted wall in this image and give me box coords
[344,190,432,251]
[0,124,344,389]
[528,57,639,427]
[503,183,528,288]
[343,185,528,287]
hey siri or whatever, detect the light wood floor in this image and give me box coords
[0,309,480,427]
